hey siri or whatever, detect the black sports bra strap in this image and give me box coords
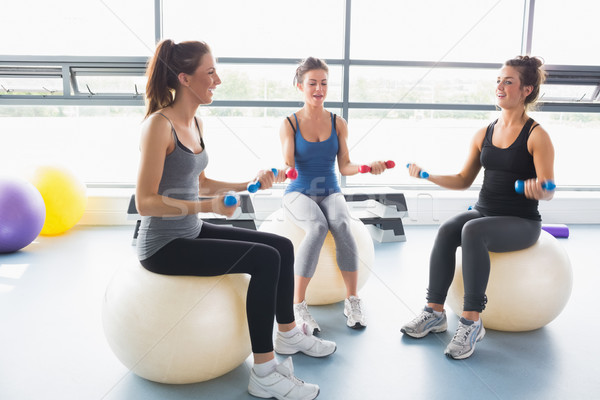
[286,116,297,133]
[332,113,337,131]
[193,116,205,149]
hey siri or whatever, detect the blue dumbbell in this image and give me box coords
[223,191,239,207]
[247,168,279,193]
[406,163,429,179]
[514,179,556,194]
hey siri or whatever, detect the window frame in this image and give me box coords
[0,0,599,190]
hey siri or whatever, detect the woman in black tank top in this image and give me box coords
[401,56,555,360]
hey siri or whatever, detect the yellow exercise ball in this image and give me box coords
[447,230,572,332]
[102,259,251,384]
[29,165,87,235]
[259,208,374,305]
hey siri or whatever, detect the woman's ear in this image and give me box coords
[296,82,304,92]
[178,72,190,87]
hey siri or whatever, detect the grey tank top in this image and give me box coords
[137,113,208,260]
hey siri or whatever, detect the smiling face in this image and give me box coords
[298,68,328,106]
[183,52,221,105]
[496,65,532,110]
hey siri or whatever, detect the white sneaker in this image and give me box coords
[343,296,367,329]
[248,357,319,400]
[444,317,485,360]
[293,301,320,334]
[274,323,336,358]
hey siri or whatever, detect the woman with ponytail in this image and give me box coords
[401,56,555,360]
[136,40,335,399]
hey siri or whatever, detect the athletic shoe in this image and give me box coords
[401,306,448,338]
[274,323,336,358]
[343,295,367,328]
[444,317,486,360]
[293,301,320,334]
[248,357,319,400]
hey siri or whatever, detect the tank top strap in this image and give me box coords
[293,113,300,132]
[155,112,178,142]
[522,118,534,136]
[484,119,498,144]
[516,118,535,146]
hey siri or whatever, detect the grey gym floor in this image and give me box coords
[1,224,599,400]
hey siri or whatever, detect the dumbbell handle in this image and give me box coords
[248,168,297,193]
[515,179,556,194]
[247,168,278,193]
[406,163,429,179]
[358,160,396,173]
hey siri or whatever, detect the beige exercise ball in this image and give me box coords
[102,259,251,384]
[259,208,374,305]
[447,230,572,332]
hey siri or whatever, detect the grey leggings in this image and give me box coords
[283,192,358,278]
[427,210,541,312]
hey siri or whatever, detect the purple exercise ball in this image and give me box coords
[0,177,46,253]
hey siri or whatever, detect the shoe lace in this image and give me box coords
[296,304,316,324]
[348,297,363,316]
[413,310,433,325]
[452,323,474,345]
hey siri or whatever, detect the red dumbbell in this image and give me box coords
[358,160,395,173]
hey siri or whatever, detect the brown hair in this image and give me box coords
[293,57,329,86]
[145,39,211,117]
[504,55,547,110]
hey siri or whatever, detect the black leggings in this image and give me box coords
[140,222,295,354]
[427,210,541,312]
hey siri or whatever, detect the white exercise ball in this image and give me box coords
[447,230,572,332]
[259,208,374,305]
[102,259,251,384]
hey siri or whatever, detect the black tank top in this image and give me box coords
[474,118,541,221]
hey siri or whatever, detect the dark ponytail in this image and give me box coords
[504,55,547,110]
[145,39,211,118]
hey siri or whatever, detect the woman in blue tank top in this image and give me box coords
[280,57,392,334]
[136,40,335,400]
[401,56,555,360]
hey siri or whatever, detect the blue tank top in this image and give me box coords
[474,118,541,221]
[285,112,341,196]
[137,114,208,260]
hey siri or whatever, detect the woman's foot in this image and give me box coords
[444,317,485,360]
[293,300,320,334]
[274,323,336,357]
[249,357,319,400]
[400,306,447,338]
[343,296,367,329]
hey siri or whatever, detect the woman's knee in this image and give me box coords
[328,218,351,238]
[276,235,294,256]
[461,220,485,243]
[435,219,462,244]
[306,219,329,240]
[249,244,281,278]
